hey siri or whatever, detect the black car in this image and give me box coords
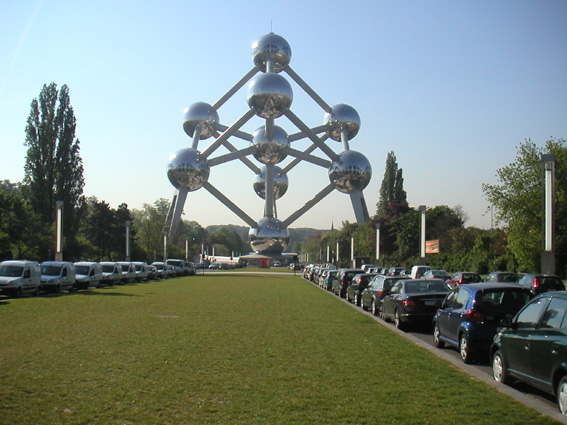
[346,273,378,305]
[361,275,410,315]
[517,273,565,295]
[332,268,364,298]
[491,291,567,416]
[381,279,450,331]
[432,283,531,363]
[484,271,520,283]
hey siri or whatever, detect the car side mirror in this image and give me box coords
[499,318,513,328]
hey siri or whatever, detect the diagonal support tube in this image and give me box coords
[284,66,333,113]
[284,110,339,161]
[282,183,335,228]
[203,182,257,228]
[212,67,259,111]
[201,109,255,160]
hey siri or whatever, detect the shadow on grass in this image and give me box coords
[39,289,139,298]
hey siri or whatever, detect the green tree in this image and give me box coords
[376,151,407,215]
[23,83,85,254]
[482,138,567,273]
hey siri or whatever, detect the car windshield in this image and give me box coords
[478,289,530,314]
[405,281,449,293]
[102,265,115,272]
[498,273,519,283]
[0,265,23,277]
[75,266,90,275]
[167,260,183,267]
[41,265,62,276]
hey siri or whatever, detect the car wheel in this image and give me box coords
[459,334,473,364]
[394,310,405,331]
[15,287,23,298]
[433,323,445,348]
[361,298,367,311]
[354,294,359,306]
[371,300,377,316]
[492,350,510,385]
[557,376,567,416]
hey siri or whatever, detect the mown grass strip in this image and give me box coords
[0,274,560,424]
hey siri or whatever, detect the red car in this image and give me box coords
[446,272,482,289]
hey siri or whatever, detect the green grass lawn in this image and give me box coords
[0,274,560,424]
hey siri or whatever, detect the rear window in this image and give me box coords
[539,277,565,291]
[462,273,481,283]
[405,281,449,293]
[477,289,529,315]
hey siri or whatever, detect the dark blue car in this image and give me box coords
[432,283,531,363]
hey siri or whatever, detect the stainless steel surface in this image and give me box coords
[253,165,288,200]
[251,125,289,164]
[251,33,291,73]
[328,150,372,193]
[182,102,219,140]
[323,104,361,142]
[248,216,290,253]
[167,148,210,191]
[247,73,293,119]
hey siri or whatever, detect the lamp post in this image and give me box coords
[125,220,131,261]
[375,222,380,265]
[350,233,355,268]
[336,239,339,267]
[55,201,64,261]
[419,205,426,264]
[541,154,556,274]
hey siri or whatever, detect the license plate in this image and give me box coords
[424,300,439,307]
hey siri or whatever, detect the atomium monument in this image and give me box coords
[165,33,372,257]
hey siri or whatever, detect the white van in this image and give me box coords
[100,262,122,286]
[0,260,41,297]
[74,262,103,289]
[40,261,76,292]
[410,265,432,279]
[117,261,136,284]
[132,261,148,282]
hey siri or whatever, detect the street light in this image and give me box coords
[419,205,426,263]
[350,233,354,268]
[375,222,380,264]
[541,154,556,274]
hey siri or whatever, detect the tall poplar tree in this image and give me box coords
[376,151,407,215]
[23,83,85,246]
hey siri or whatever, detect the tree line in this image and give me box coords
[1,83,565,276]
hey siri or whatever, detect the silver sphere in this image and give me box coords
[251,125,289,164]
[252,33,291,73]
[182,102,219,140]
[167,148,210,191]
[253,166,289,200]
[328,150,372,194]
[249,217,290,254]
[323,104,361,142]
[247,73,293,119]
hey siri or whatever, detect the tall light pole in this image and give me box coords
[125,221,131,261]
[55,201,64,261]
[336,239,340,267]
[541,154,556,274]
[419,205,426,264]
[350,233,355,268]
[375,222,380,265]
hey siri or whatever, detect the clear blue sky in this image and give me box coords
[1,0,566,230]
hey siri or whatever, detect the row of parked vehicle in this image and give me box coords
[302,263,567,416]
[0,258,197,297]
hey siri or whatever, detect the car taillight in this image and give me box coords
[378,290,384,297]
[533,277,539,289]
[402,299,417,310]
[465,308,484,322]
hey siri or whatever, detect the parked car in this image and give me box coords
[151,262,167,279]
[491,291,567,416]
[422,269,450,281]
[132,261,148,282]
[166,259,185,276]
[145,264,158,280]
[100,262,123,286]
[0,260,41,297]
[432,283,531,363]
[381,279,450,330]
[484,271,520,283]
[361,275,410,315]
[332,268,364,298]
[40,261,76,293]
[517,273,565,295]
[346,273,378,305]
[74,261,102,289]
[410,265,432,279]
[446,271,483,289]
[117,261,136,284]
[323,270,338,291]
[387,266,406,276]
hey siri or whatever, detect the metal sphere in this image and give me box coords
[251,125,289,164]
[253,166,289,199]
[247,73,293,119]
[251,33,291,73]
[167,148,210,191]
[328,150,372,194]
[249,217,290,254]
[182,102,219,140]
[323,104,361,142]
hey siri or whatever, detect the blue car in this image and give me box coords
[432,283,531,363]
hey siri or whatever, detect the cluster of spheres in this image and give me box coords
[167,33,372,256]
